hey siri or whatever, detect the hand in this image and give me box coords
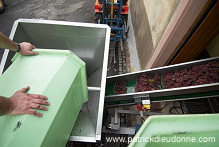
[19,42,38,55]
[9,86,50,117]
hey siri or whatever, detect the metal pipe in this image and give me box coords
[117,109,169,115]
[120,39,123,51]
[110,0,114,26]
[102,0,105,24]
[87,86,101,91]
[118,0,123,19]
[114,108,118,124]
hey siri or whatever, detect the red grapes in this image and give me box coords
[162,60,219,88]
[114,60,219,94]
[136,73,161,92]
[114,80,128,94]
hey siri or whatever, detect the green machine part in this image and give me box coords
[129,114,219,147]
[0,49,88,147]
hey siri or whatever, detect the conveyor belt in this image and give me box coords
[105,57,219,103]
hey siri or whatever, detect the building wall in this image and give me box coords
[129,0,180,69]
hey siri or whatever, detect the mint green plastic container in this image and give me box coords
[0,49,88,147]
[129,114,219,147]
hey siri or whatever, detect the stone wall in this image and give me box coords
[129,0,180,69]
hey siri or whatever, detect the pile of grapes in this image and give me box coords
[114,60,219,94]
[114,80,128,94]
[162,60,219,88]
[135,73,161,92]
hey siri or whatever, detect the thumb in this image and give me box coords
[28,51,39,55]
[17,86,30,93]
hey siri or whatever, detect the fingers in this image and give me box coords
[17,86,30,93]
[27,103,49,117]
[27,43,36,49]
[27,51,39,55]
[12,86,50,117]
[27,108,43,117]
[28,94,50,109]
[29,103,48,111]
[32,99,50,106]
[30,94,48,100]
[19,42,38,56]
[17,87,47,100]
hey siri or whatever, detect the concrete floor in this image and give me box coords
[0,0,96,36]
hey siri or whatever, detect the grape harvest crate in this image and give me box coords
[105,57,219,103]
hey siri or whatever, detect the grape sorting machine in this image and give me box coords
[105,57,219,105]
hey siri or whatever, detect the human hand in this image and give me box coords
[9,86,50,117]
[19,42,38,55]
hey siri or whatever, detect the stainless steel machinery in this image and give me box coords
[0,19,111,143]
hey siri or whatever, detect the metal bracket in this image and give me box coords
[133,94,150,103]
[109,116,120,130]
[133,94,151,110]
